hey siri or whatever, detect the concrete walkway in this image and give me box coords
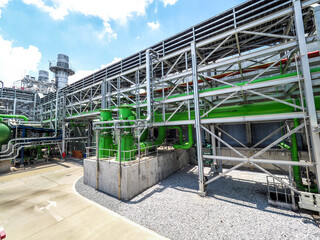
[0,161,165,240]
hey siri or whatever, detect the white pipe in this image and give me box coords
[145,49,152,122]
[0,132,60,154]
[0,142,59,162]
[0,140,61,158]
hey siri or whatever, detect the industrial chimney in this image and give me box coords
[49,54,75,90]
[38,70,49,82]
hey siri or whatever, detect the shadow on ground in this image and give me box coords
[75,164,320,240]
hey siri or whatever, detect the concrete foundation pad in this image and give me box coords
[84,149,190,201]
[0,160,11,173]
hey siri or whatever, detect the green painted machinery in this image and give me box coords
[0,120,11,146]
[116,106,136,161]
[99,109,116,158]
[0,115,28,147]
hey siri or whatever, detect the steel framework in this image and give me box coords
[0,87,38,120]
[32,0,320,198]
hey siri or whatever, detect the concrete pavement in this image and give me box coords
[0,161,166,240]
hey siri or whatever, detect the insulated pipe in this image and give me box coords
[76,68,320,126]
[140,128,149,142]
[291,118,302,185]
[0,142,59,162]
[139,126,166,152]
[145,49,152,123]
[0,131,61,154]
[153,96,320,122]
[291,118,318,193]
[0,138,62,158]
[93,96,320,131]
[173,125,194,150]
[0,115,28,122]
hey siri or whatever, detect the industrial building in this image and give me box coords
[1,0,320,239]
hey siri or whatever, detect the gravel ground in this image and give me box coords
[75,165,320,240]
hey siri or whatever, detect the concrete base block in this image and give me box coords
[84,149,190,201]
[0,160,11,173]
[198,190,207,197]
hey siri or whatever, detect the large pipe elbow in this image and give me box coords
[173,125,193,150]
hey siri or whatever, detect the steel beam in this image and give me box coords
[203,155,315,167]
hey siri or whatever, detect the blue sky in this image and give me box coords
[0,0,243,87]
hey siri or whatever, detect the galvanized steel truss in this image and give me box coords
[37,0,320,194]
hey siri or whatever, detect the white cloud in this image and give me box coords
[22,0,154,41]
[68,69,97,84]
[69,57,122,84]
[161,0,178,7]
[0,35,41,87]
[22,0,68,20]
[98,21,117,42]
[101,57,122,68]
[147,21,160,30]
[0,0,10,18]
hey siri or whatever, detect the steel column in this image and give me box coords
[101,78,107,109]
[191,42,206,196]
[61,92,66,158]
[96,130,100,190]
[294,0,320,192]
